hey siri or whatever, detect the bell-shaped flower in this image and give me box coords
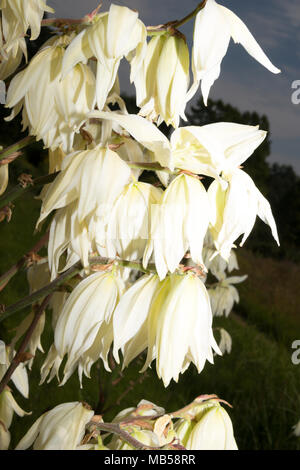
[292,420,300,437]
[54,270,124,385]
[135,33,189,128]
[171,122,267,179]
[89,110,173,170]
[208,274,247,317]
[176,402,237,450]
[189,0,280,104]
[16,401,94,450]
[5,37,96,152]
[39,344,63,386]
[0,163,8,196]
[38,146,132,226]
[208,169,279,260]
[0,420,10,450]
[0,388,30,436]
[113,273,160,364]
[0,341,29,398]
[62,4,146,111]
[102,181,163,261]
[143,174,210,280]
[203,246,239,281]
[47,201,92,279]
[218,328,232,355]
[114,272,221,387]
[0,36,25,80]
[1,0,54,44]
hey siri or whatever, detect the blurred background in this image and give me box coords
[0,0,299,450]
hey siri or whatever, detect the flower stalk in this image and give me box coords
[0,257,156,324]
[0,294,52,395]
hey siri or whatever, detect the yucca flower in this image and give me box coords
[16,402,94,450]
[62,4,147,111]
[218,328,232,355]
[175,401,237,450]
[208,169,279,260]
[0,0,54,62]
[1,0,54,43]
[103,181,163,261]
[0,388,30,449]
[0,341,29,398]
[189,0,280,104]
[5,37,96,152]
[38,146,132,226]
[143,174,210,280]
[171,122,267,179]
[203,245,239,281]
[54,270,124,385]
[208,275,247,317]
[293,420,300,437]
[89,110,173,171]
[0,36,25,80]
[135,33,189,128]
[113,272,221,387]
[0,163,8,195]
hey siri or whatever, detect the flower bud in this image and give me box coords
[135,33,189,128]
[16,402,94,450]
[185,403,238,450]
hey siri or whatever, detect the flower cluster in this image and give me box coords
[15,396,238,450]
[0,0,282,451]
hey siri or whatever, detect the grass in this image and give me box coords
[236,249,300,348]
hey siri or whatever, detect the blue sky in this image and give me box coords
[48,0,300,174]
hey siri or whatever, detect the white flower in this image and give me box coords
[103,181,163,261]
[185,403,238,450]
[189,0,280,104]
[134,33,189,128]
[39,344,63,386]
[218,328,232,355]
[203,247,239,281]
[54,270,124,385]
[292,420,300,437]
[208,169,279,260]
[5,38,96,152]
[0,37,25,80]
[1,0,54,43]
[143,174,210,280]
[0,341,29,398]
[89,110,173,170]
[0,163,8,195]
[171,122,267,179]
[62,4,147,111]
[0,421,10,450]
[38,146,132,226]
[16,402,94,450]
[208,275,247,317]
[0,388,30,434]
[113,272,221,387]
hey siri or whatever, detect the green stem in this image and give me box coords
[0,136,35,162]
[171,0,208,29]
[90,422,161,450]
[0,231,49,292]
[0,257,156,323]
[0,172,59,210]
[0,294,52,395]
[147,0,207,33]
